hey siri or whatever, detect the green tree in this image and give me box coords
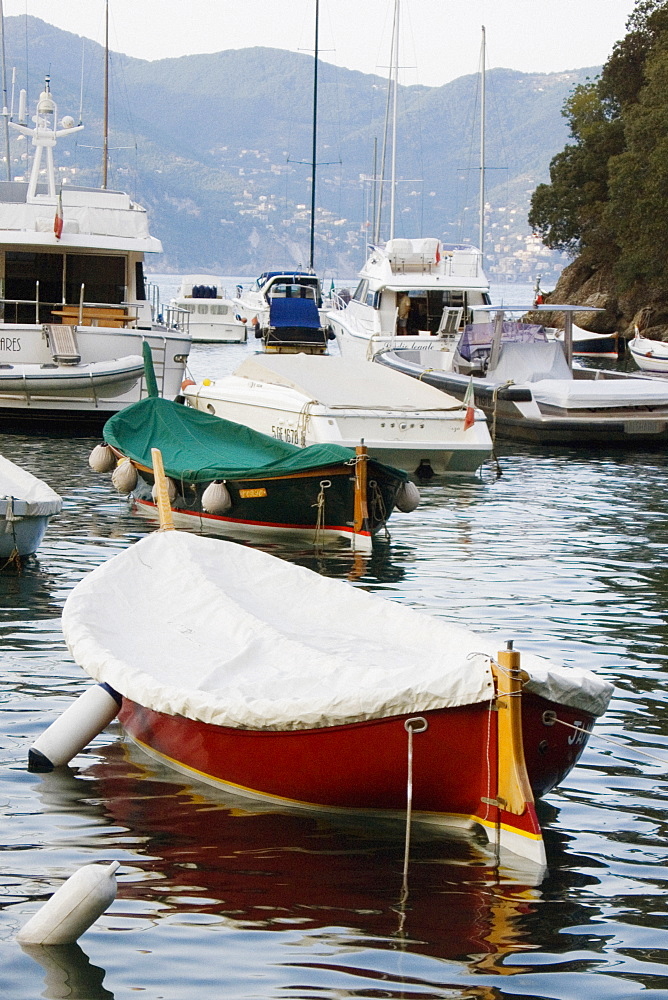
[529,0,668,288]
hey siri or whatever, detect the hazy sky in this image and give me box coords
[4,0,637,87]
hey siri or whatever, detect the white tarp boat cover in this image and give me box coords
[234,354,464,410]
[0,455,62,516]
[62,532,613,730]
[531,377,668,409]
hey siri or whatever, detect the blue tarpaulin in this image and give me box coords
[269,296,322,330]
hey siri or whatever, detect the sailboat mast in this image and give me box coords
[389,0,399,240]
[478,25,485,255]
[0,0,11,181]
[102,0,109,189]
[308,0,319,271]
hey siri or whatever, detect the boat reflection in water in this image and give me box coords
[25,743,547,997]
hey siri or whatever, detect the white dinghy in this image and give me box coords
[0,454,61,557]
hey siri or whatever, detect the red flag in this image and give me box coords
[54,190,63,240]
[435,242,441,264]
[463,377,475,430]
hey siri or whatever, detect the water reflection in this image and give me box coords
[20,943,113,1000]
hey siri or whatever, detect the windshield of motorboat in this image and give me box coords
[267,282,318,302]
[456,321,547,362]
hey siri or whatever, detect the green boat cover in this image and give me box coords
[104,397,406,483]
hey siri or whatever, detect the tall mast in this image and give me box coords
[102,0,109,189]
[308,0,319,270]
[0,0,11,180]
[479,25,486,255]
[389,0,399,240]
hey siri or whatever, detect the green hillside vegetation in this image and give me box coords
[4,16,598,278]
[529,0,668,333]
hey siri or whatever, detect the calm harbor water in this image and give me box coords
[1,285,668,998]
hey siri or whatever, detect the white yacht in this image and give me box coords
[169,275,247,343]
[183,353,492,477]
[328,238,491,361]
[0,78,190,429]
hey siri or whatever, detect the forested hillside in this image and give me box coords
[529,0,668,336]
[4,16,598,278]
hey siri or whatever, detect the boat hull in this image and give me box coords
[129,459,401,551]
[629,336,668,373]
[185,386,491,477]
[0,510,51,556]
[118,690,594,852]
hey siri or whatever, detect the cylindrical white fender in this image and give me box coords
[394,480,420,513]
[87,444,116,473]
[28,683,122,772]
[151,476,177,504]
[201,480,232,514]
[111,458,138,494]
[16,861,120,945]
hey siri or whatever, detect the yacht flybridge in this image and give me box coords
[328,237,490,361]
[0,78,190,429]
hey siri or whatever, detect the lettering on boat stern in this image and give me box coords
[0,337,21,351]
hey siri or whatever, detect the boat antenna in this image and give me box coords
[479,25,486,256]
[102,0,109,189]
[389,0,399,240]
[374,27,394,245]
[0,0,11,180]
[308,0,319,270]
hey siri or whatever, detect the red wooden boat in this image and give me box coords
[48,524,612,869]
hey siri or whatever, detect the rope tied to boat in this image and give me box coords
[312,479,331,550]
[543,711,668,767]
[369,479,389,539]
[1,497,22,572]
[400,715,428,906]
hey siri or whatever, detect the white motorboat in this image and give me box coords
[0,454,61,557]
[328,238,491,361]
[169,275,247,343]
[0,77,190,430]
[183,352,492,477]
[376,306,668,447]
[628,333,668,373]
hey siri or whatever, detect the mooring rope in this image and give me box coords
[544,712,668,767]
[312,479,331,551]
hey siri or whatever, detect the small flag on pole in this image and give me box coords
[463,377,475,430]
[54,189,63,240]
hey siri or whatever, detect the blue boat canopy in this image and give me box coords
[269,295,322,330]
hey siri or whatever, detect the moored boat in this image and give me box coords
[0,454,61,557]
[628,332,668,373]
[169,276,247,344]
[0,77,190,430]
[376,306,668,447]
[34,529,613,867]
[97,395,412,550]
[184,352,492,477]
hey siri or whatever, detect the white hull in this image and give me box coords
[184,355,492,477]
[629,335,668,373]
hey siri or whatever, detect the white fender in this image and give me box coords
[28,683,121,771]
[87,444,116,473]
[151,476,177,504]
[202,480,232,514]
[16,861,120,945]
[394,480,420,513]
[111,458,138,494]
